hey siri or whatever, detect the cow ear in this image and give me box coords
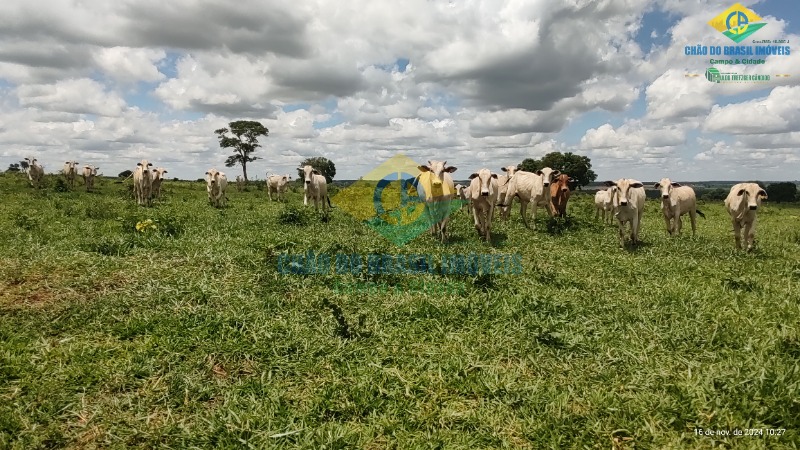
[417,165,431,172]
[501,167,508,172]
[491,173,498,179]
[604,181,616,187]
[535,170,543,176]
[671,182,681,187]
[205,171,209,175]
[630,182,644,188]
[552,170,561,178]
[312,169,321,175]
[445,166,457,173]
[653,183,661,189]
[163,170,167,173]
[515,165,521,171]
[148,163,153,166]
[736,189,745,196]
[758,189,767,198]
[137,163,142,166]
[468,173,479,179]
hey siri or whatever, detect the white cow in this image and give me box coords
[468,169,499,241]
[604,178,646,247]
[499,167,559,229]
[497,166,518,220]
[235,175,244,192]
[63,161,79,188]
[133,160,153,206]
[454,184,471,214]
[24,157,44,188]
[414,160,457,242]
[267,174,291,201]
[301,165,330,214]
[82,165,99,192]
[205,168,228,208]
[594,188,614,224]
[724,183,767,251]
[151,167,168,199]
[653,178,705,236]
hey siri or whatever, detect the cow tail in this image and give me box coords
[327,195,332,208]
[696,209,706,219]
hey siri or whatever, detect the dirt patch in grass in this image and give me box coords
[0,270,132,311]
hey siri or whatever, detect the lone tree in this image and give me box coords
[6,163,20,173]
[118,170,133,178]
[766,182,797,203]
[215,120,269,182]
[297,156,336,184]
[518,151,597,189]
[19,160,29,172]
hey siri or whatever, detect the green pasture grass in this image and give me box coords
[1,172,799,449]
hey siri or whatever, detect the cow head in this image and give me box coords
[301,165,320,186]
[137,160,153,171]
[469,169,498,197]
[605,178,643,207]
[736,183,767,211]
[205,168,221,186]
[535,167,559,187]
[418,160,457,187]
[152,168,168,180]
[500,165,519,178]
[555,174,571,193]
[653,178,681,201]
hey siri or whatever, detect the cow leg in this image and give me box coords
[744,220,755,251]
[675,213,683,235]
[529,202,537,230]
[519,201,530,228]
[732,219,742,249]
[689,210,697,236]
[617,220,626,248]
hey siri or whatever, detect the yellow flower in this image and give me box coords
[135,219,156,232]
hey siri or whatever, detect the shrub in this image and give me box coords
[278,205,312,226]
[53,178,70,193]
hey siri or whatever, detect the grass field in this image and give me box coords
[1,173,799,449]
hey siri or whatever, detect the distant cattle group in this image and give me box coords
[15,155,773,251]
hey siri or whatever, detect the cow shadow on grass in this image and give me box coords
[622,240,652,253]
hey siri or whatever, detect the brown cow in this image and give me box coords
[549,174,573,217]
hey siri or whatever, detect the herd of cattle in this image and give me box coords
[18,157,769,251]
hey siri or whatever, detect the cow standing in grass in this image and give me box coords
[267,174,291,201]
[549,174,574,218]
[594,188,614,224]
[24,157,44,189]
[724,183,767,251]
[151,168,168,199]
[133,160,153,206]
[301,165,331,215]
[205,168,228,208]
[653,178,705,236]
[63,161,79,189]
[499,167,559,229]
[414,160,457,242]
[235,175,244,192]
[82,165,99,192]
[605,178,645,247]
[468,169,499,241]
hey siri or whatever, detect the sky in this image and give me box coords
[0,0,798,182]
